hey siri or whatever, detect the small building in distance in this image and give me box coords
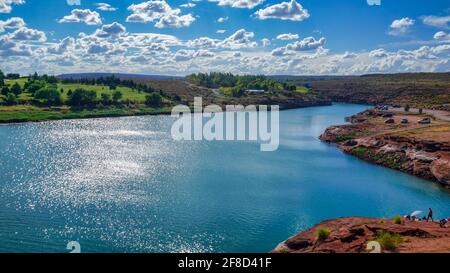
[246,89,266,94]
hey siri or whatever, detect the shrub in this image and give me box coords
[11,82,22,96]
[67,89,97,107]
[35,87,62,106]
[1,86,10,96]
[5,93,17,105]
[376,231,403,251]
[335,133,355,142]
[231,86,245,97]
[316,227,330,241]
[101,93,112,105]
[404,104,410,112]
[352,146,368,156]
[112,90,123,103]
[145,93,163,107]
[25,80,46,94]
[392,215,402,225]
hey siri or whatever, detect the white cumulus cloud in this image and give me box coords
[0,0,25,13]
[180,2,196,8]
[276,33,299,40]
[10,27,46,42]
[389,17,414,36]
[126,1,195,28]
[59,9,102,25]
[0,17,25,32]
[95,3,117,11]
[254,0,309,21]
[217,16,228,23]
[209,0,264,9]
[421,15,450,29]
[433,31,450,41]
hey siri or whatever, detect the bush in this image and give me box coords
[316,227,330,241]
[392,215,402,225]
[1,86,10,96]
[112,90,123,104]
[352,146,368,156]
[231,86,245,97]
[11,82,22,96]
[25,80,46,94]
[377,231,403,251]
[101,93,112,105]
[335,133,355,142]
[404,104,410,112]
[145,93,163,107]
[67,88,97,107]
[5,93,17,105]
[34,87,62,106]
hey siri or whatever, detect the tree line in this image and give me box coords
[61,75,156,94]
[0,70,164,108]
[186,72,297,97]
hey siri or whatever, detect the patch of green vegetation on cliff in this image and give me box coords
[392,216,402,225]
[316,227,331,241]
[351,146,368,156]
[376,231,403,251]
[335,133,355,142]
[350,146,408,170]
[373,153,408,169]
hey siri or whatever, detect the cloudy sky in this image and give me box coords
[0,0,449,75]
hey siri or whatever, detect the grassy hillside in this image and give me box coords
[3,80,148,104]
[131,78,329,110]
[294,73,450,110]
[0,105,172,123]
[0,75,172,123]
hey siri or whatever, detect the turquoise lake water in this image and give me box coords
[0,103,449,253]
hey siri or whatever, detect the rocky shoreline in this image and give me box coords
[272,217,450,253]
[319,109,450,187]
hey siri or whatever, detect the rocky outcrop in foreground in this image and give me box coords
[272,217,450,253]
[320,109,450,187]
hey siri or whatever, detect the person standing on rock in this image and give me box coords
[427,208,433,222]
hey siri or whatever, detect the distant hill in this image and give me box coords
[268,75,358,81]
[57,73,184,81]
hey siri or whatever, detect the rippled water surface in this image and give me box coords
[1,104,449,252]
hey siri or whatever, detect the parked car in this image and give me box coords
[418,118,431,124]
[401,118,409,124]
[385,118,395,124]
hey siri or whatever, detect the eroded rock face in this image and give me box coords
[319,111,450,187]
[431,158,450,185]
[272,217,450,253]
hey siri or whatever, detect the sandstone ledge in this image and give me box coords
[319,109,450,187]
[272,217,450,253]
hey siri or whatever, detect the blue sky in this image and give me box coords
[0,0,449,75]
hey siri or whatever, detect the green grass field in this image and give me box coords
[0,105,172,123]
[56,83,148,102]
[296,86,310,94]
[0,78,171,123]
[2,78,148,103]
[4,78,28,88]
